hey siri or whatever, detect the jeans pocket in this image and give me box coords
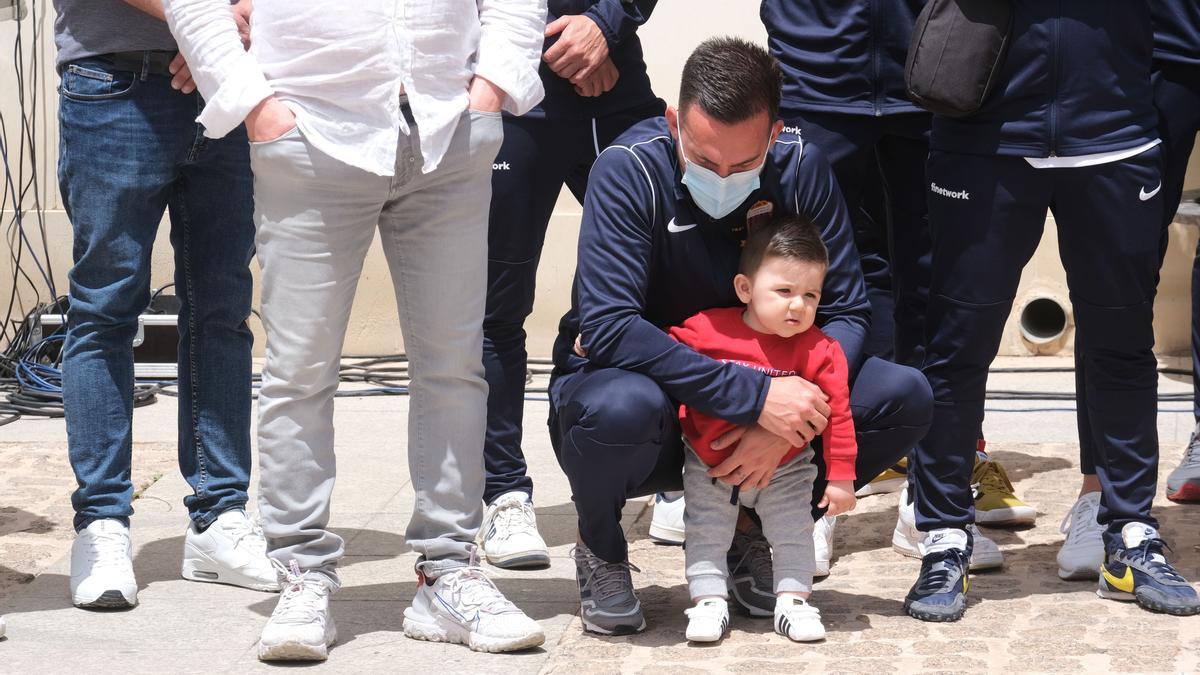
[60,63,137,101]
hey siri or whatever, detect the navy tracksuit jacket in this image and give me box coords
[915,1,1167,552]
[548,118,932,562]
[481,0,664,503]
[761,0,932,366]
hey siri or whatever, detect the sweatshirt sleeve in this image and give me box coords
[576,149,769,425]
[811,338,857,481]
[583,0,658,48]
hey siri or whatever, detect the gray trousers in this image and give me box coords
[249,105,504,581]
[683,444,818,600]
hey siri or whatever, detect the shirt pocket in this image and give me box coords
[59,63,138,101]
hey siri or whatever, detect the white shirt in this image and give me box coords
[164,0,547,176]
[1024,139,1161,170]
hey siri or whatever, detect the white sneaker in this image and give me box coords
[648,491,685,545]
[0,615,6,639]
[403,561,545,652]
[774,596,824,642]
[684,597,729,643]
[813,514,836,577]
[70,519,138,608]
[892,484,1003,571]
[478,492,550,569]
[182,509,281,591]
[1057,492,1104,580]
[258,561,337,661]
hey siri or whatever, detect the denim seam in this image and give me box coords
[176,186,210,517]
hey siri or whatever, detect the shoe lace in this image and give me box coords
[441,566,520,615]
[915,549,967,594]
[224,513,268,556]
[972,460,1014,498]
[490,498,535,540]
[271,560,326,624]
[571,546,641,603]
[87,528,130,567]
[1058,496,1103,540]
[1129,538,1187,583]
[1184,425,1200,465]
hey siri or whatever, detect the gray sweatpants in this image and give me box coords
[249,103,504,582]
[683,444,818,600]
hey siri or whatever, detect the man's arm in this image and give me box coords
[475,0,548,116]
[583,0,657,48]
[544,0,656,83]
[576,147,770,427]
[164,0,274,139]
[790,143,872,374]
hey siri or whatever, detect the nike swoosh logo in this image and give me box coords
[1139,182,1162,201]
[1101,564,1135,593]
[667,218,697,233]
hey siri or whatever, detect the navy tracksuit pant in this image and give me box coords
[787,112,933,367]
[482,101,664,503]
[916,146,1165,553]
[550,356,933,563]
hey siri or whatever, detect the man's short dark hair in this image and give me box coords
[739,214,828,276]
[679,36,782,125]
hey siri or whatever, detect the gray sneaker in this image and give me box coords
[571,545,645,635]
[1166,421,1200,502]
[726,527,774,617]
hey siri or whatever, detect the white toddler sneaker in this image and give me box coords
[774,596,825,642]
[685,597,730,643]
[70,519,138,609]
[182,509,281,591]
[258,561,337,661]
[403,560,545,652]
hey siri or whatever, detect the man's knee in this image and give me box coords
[852,358,933,432]
[556,370,674,449]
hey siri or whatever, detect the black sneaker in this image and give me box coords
[1166,421,1200,502]
[1098,523,1200,616]
[571,545,646,635]
[904,529,971,622]
[726,526,774,618]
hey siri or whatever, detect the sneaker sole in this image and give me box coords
[974,506,1036,527]
[1100,585,1200,616]
[258,640,331,661]
[74,589,137,610]
[403,615,545,653]
[648,522,685,546]
[484,550,551,570]
[855,477,906,497]
[1166,481,1200,503]
[1057,565,1100,581]
[777,627,825,642]
[580,613,647,636]
[904,596,966,622]
[181,558,282,592]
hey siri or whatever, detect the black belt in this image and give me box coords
[98,50,177,77]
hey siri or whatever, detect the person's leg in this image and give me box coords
[482,115,577,504]
[378,108,503,564]
[59,58,183,533]
[171,124,257,529]
[252,127,388,580]
[682,447,740,601]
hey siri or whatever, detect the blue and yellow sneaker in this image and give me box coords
[1098,523,1200,616]
[904,528,971,622]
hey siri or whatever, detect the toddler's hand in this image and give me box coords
[817,480,856,516]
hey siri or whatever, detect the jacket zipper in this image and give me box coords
[870,0,881,116]
[1048,0,1061,156]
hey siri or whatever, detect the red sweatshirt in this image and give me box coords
[668,307,857,481]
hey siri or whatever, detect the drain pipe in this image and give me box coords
[1017,295,1071,354]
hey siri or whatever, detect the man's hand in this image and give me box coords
[233,0,253,50]
[757,376,831,448]
[818,480,856,516]
[573,57,619,97]
[168,53,197,95]
[573,334,588,357]
[707,424,792,489]
[244,96,296,142]
[469,75,505,113]
[543,15,609,84]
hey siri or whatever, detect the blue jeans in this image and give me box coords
[58,55,255,532]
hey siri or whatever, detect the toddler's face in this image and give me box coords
[734,255,825,338]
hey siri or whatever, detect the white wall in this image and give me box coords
[1,4,1197,358]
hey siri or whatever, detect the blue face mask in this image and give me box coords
[677,116,771,219]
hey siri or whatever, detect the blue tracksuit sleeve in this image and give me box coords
[576,148,770,426]
[792,143,871,373]
[584,0,657,48]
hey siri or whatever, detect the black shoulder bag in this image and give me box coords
[904,0,1014,118]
